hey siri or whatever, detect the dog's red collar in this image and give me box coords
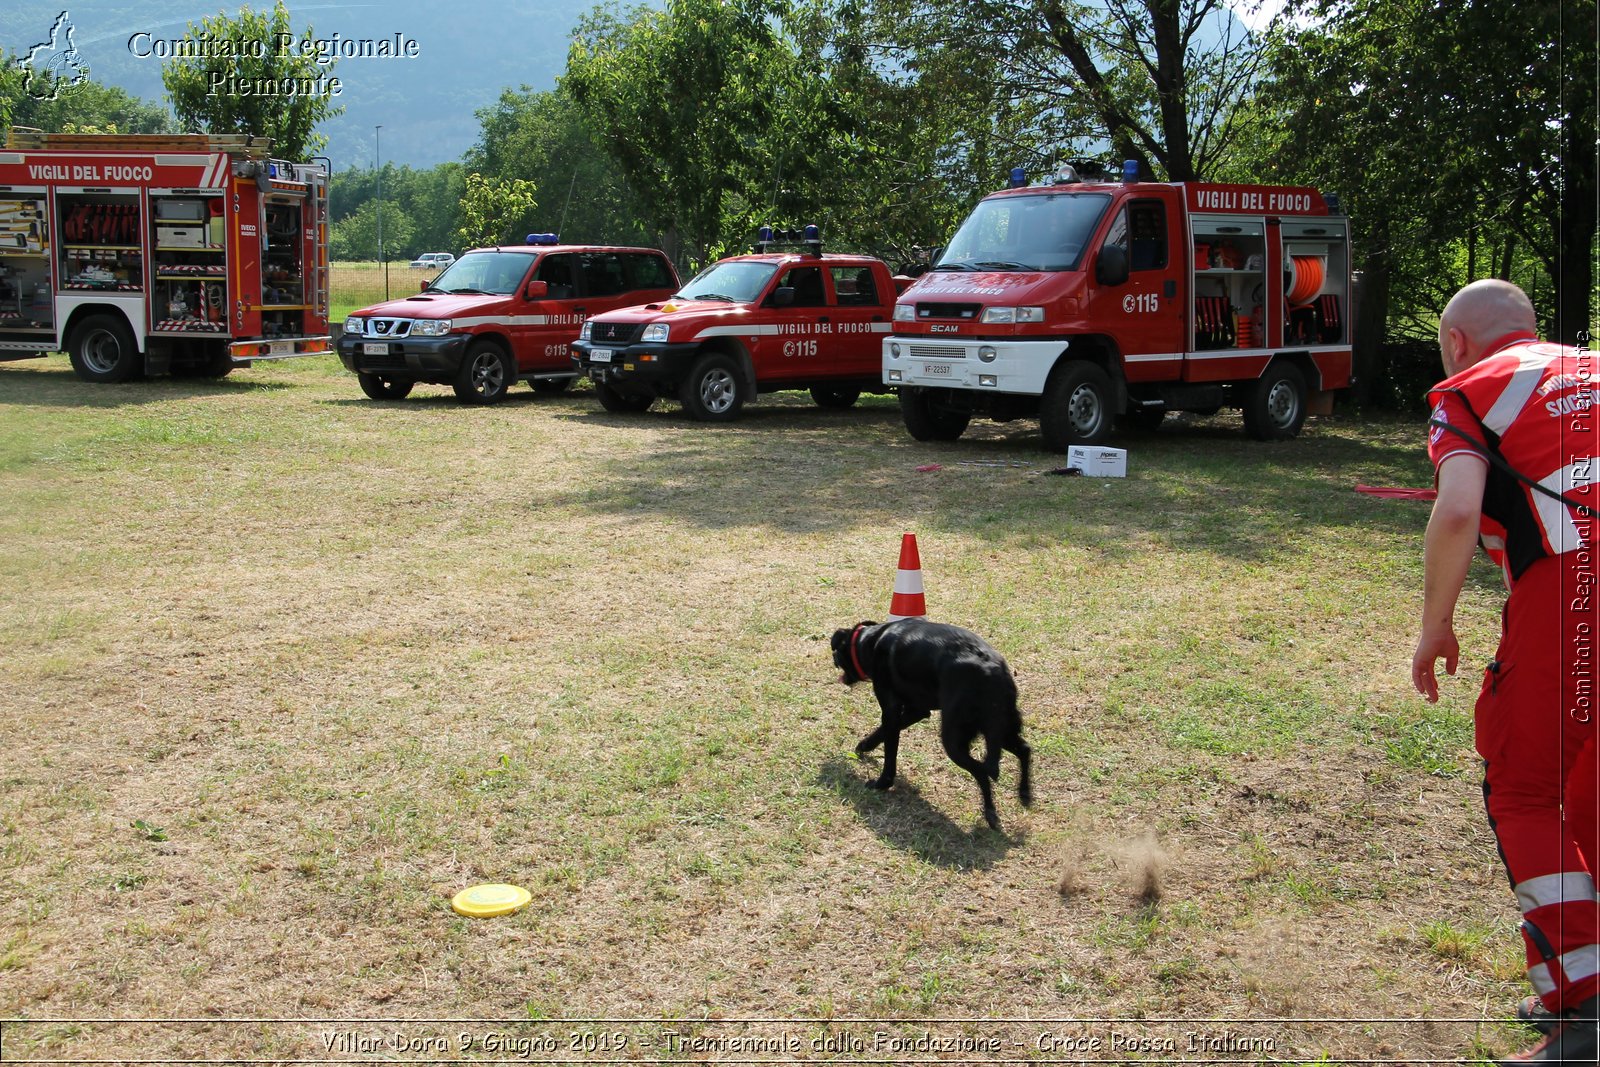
[849,624,870,682]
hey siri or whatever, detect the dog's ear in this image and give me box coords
[830,627,852,657]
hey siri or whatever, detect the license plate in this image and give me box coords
[923,362,952,376]
[589,348,613,363]
[362,342,388,356]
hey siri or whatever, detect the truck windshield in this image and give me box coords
[429,252,531,295]
[676,261,778,303]
[935,193,1111,272]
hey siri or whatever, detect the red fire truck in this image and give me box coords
[885,161,1353,448]
[0,131,329,382]
[570,227,903,420]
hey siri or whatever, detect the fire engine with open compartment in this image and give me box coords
[0,131,331,382]
[885,160,1353,448]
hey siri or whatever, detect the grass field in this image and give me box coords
[332,260,435,322]
[0,355,1536,1064]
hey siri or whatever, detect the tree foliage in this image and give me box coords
[1247,0,1595,403]
[455,172,539,250]
[1,55,174,137]
[160,1,343,159]
[329,162,464,260]
[876,0,1264,181]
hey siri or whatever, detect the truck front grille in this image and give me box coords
[915,303,982,320]
[907,344,967,359]
[590,321,642,344]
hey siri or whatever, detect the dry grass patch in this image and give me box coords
[0,358,1531,1062]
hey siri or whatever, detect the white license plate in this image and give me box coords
[589,348,614,363]
[923,362,952,376]
[362,342,388,356]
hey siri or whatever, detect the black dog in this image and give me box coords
[831,618,1032,830]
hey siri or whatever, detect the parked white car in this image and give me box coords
[408,252,455,270]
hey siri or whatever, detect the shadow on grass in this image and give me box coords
[817,756,1023,869]
[0,362,293,407]
[532,400,1437,565]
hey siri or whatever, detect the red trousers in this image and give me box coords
[1479,552,1600,1010]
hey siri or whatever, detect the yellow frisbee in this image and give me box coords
[450,883,532,918]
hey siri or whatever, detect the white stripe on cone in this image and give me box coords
[887,532,926,621]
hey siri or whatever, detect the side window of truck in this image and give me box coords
[623,253,675,292]
[784,266,827,307]
[578,253,626,297]
[1110,200,1168,272]
[536,254,576,299]
[830,265,879,306]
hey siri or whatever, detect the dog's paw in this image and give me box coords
[982,808,1001,831]
[867,777,893,791]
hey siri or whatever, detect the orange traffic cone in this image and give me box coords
[886,532,927,621]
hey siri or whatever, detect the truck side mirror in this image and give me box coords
[1096,244,1129,286]
[420,280,431,292]
[524,279,549,300]
[768,286,795,308]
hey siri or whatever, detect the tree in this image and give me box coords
[1249,0,1596,403]
[455,172,538,249]
[330,199,414,262]
[2,54,174,136]
[877,0,1266,181]
[466,86,653,246]
[160,1,343,159]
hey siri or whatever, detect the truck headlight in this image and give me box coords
[410,319,453,337]
[641,323,670,343]
[979,346,997,362]
[889,342,902,358]
[893,303,915,322]
[579,321,593,341]
[344,317,364,336]
[981,306,1044,324]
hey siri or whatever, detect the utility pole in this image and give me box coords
[375,125,388,299]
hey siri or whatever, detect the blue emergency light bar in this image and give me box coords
[526,233,560,245]
[1009,167,1026,188]
[1122,159,1139,182]
[755,224,823,255]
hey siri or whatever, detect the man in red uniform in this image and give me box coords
[1413,279,1600,1063]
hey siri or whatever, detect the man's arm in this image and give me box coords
[1411,453,1490,702]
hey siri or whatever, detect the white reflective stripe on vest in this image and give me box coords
[1516,872,1599,914]
[1482,350,1556,436]
[1529,944,1600,996]
[1532,460,1596,554]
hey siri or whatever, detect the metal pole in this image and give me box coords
[376,125,387,299]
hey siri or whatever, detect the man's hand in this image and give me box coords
[1412,622,1460,703]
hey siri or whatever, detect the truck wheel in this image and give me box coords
[453,340,512,404]
[531,377,572,394]
[595,382,652,413]
[67,314,143,383]
[359,372,413,400]
[1040,361,1113,450]
[680,352,745,421]
[811,386,860,409]
[900,388,970,442]
[1243,361,1308,440]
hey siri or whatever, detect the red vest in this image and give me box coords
[1427,335,1600,586]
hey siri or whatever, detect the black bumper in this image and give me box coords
[571,340,700,395]
[338,333,470,382]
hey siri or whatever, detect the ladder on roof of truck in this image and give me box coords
[4,129,275,158]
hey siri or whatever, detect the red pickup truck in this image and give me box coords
[570,235,903,420]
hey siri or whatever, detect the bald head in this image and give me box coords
[1438,279,1537,375]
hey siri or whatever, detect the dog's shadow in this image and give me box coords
[817,756,1024,869]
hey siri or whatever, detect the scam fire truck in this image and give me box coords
[0,131,330,381]
[886,161,1353,448]
[570,227,904,420]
